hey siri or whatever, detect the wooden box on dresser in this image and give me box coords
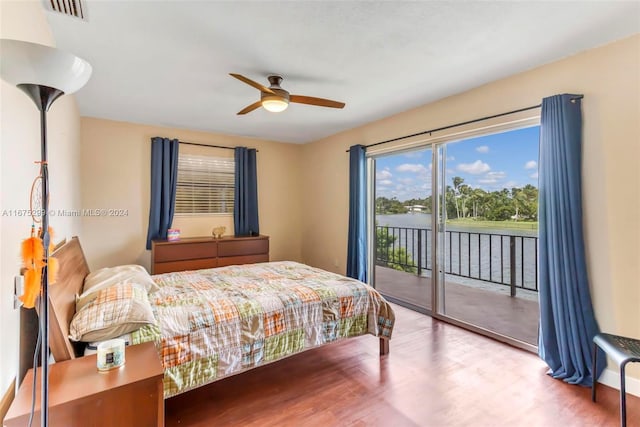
[151,235,269,274]
[4,342,163,427]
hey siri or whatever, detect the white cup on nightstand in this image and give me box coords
[96,338,126,371]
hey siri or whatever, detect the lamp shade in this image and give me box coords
[0,39,92,94]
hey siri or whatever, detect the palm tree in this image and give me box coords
[469,188,487,219]
[452,176,464,218]
[458,183,472,217]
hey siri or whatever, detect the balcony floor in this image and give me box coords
[374,266,539,346]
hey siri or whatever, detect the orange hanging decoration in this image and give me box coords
[19,225,58,309]
[19,268,39,309]
[21,225,44,269]
[48,253,59,284]
[20,225,42,308]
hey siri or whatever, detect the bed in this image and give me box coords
[48,237,395,398]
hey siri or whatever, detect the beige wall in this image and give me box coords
[79,118,303,271]
[301,35,640,380]
[1,0,636,396]
[0,1,84,395]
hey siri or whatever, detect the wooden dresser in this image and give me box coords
[151,235,269,274]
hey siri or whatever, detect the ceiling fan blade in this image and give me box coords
[237,101,262,115]
[230,73,275,95]
[290,95,345,109]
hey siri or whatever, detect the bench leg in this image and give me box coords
[380,337,389,355]
[620,361,628,427]
[592,342,598,402]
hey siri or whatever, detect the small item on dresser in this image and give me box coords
[97,338,126,371]
[167,228,180,241]
[212,226,226,239]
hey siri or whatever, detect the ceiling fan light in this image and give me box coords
[261,96,289,113]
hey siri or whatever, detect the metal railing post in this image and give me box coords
[510,236,516,297]
[417,229,422,276]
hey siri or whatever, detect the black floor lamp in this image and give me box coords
[0,39,92,427]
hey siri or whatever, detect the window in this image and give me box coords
[175,153,234,215]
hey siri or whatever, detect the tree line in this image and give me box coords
[376,176,538,221]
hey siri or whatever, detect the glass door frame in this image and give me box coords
[366,151,432,315]
[367,116,541,353]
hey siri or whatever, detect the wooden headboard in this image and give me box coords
[48,236,90,362]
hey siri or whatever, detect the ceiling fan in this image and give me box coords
[230,73,345,115]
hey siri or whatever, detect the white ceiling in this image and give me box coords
[44,1,639,144]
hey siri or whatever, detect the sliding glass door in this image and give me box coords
[434,127,540,347]
[372,147,433,312]
[371,125,540,348]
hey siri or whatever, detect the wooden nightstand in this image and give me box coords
[4,342,164,427]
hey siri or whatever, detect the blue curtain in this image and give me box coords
[538,94,604,386]
[145,137,179,249]
[234,147,259,236]
[347,144,367,282]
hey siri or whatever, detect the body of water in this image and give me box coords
[375,213,539,292]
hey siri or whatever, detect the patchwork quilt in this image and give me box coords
[130,261,395,398]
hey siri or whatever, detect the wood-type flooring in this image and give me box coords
[166,304,639,426]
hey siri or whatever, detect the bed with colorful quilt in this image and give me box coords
[49,237,395,398]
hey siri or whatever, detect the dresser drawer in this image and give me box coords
[218,239,269,257]
[153,258,218,274]
[218,254,269,267]
[154,242,217,262]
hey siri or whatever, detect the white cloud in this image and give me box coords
[476,145,489,153]
[505,181,518,189]
[477,171,507,185]
[379,179,393,186]
[398,177,414,185]
[525,160,537,170]
[456,160,490,175]
[376,168,393,180]
[396,163,428,175]
[529,172,539,180]
[487,171,506,179]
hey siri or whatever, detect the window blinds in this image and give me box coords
[175,153,235,215]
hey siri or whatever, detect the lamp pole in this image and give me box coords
[1,39,91,427]
[16,84,64,427]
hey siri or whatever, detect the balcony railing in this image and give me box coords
[375,225,538,295]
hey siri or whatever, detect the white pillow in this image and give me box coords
[77,265,159,310]
[70,282,156,342]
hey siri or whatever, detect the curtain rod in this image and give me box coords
[344,96,582,153]
[178,140,259,152]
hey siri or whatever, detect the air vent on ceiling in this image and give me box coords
[42,0,87,21]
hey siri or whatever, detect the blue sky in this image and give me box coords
[375,125,540,201]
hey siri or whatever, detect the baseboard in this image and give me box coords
[599,368,640,397]
[0,378,16,424]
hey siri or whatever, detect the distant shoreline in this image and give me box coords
[376,213,538,237]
